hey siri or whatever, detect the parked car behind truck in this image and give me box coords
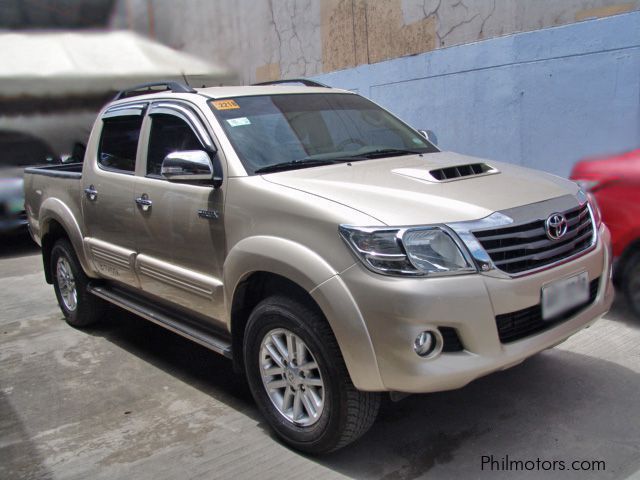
[571,148,640,317]
[0,130,62,235]
[24,80,614,453]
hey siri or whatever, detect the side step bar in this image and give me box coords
[88,284,233,359]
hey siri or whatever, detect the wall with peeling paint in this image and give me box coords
[111,0,640,85]
[313,12,640,177]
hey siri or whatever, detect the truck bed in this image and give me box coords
[24,163,83,179]
[23,163,84,246]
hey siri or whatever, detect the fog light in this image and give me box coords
[414,330,437,357]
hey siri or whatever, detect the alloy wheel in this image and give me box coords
[56,257,77,311]
[259,328,325,426]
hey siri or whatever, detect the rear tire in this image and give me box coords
[623,252,640,318]
[51,239,106,327]
[243,294,380,454]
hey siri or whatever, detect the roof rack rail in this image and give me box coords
[252,78,330,88]
[114,81,197,100]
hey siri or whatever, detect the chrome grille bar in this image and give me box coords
[472,203,595,274]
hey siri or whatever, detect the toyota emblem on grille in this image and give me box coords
[545,213,568,240]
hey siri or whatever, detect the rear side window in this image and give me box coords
[98,116,143,172]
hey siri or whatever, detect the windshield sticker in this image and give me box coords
[226,117,251,127]
[212,99,240,110]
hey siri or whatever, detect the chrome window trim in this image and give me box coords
[102,102,148,118]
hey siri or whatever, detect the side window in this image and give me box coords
[147,114,203,176]
[98,115,143,172]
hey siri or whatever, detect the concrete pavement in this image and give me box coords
[1,235,639,479]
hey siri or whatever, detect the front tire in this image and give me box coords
[51,239,106,327]
[243,295,380,454]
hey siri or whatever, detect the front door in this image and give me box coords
[133,104,226,323]
[82,104,146,287]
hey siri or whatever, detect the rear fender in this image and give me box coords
[39,197,97,278]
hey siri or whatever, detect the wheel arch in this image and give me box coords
[224,236,384,391]
[41,219,68,283]
[229,271,313,371]
[39,198,96,283]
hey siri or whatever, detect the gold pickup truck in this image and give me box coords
[24,80,614,453]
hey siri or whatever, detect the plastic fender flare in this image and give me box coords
[39,197,97,278]
[223,236,384,391]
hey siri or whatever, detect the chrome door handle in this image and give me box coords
[135,195,153,212]
[84,185,98,201]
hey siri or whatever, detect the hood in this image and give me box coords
[263,152,579,225]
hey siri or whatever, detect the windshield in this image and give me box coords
[209,93,437,174]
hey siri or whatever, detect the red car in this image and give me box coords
[571,149,640,317]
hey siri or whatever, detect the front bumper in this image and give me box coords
[335,224,613,393]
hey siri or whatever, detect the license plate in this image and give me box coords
[541,272,589,320]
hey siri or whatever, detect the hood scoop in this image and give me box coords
[393,162,499,183]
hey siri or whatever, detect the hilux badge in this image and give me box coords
[198,209,220,219]
[545,213,568,240]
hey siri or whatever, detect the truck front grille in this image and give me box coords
[495,278,599,343]
[473,203,594,274]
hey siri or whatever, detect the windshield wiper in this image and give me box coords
[254,158,349,174]
[354,148,426,159]
[254,148,426,174]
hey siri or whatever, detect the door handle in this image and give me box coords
[84,185,98,201]
[135,195,153,212]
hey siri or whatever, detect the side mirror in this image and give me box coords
[161,150,222,187]
[419,129,438,146]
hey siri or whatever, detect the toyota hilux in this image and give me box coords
[24,80,614,453]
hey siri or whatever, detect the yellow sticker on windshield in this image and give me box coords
[212,99,240,110]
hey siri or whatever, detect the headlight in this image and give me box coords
[339,225,476,276]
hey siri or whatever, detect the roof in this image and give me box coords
[0,30,235,97]
[195,85,351,99]
[106,84,353,107]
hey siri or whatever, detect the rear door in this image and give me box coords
[82,103,146,287]
[132,102,227,323]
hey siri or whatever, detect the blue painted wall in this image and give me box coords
[313,12,640,178]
